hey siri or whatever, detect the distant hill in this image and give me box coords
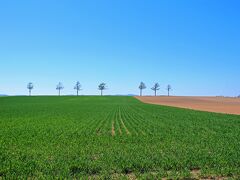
[0,94,8,96]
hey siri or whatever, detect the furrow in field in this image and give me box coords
[129,106,165,134]
[133,105,168,121]
[126,106,159,135]
[87,109,104,131]
[101,109,115,135]
[111,121,115,136]
[73,106,101,134]
[121,106,147,135]
[125,107,147,135]
[120,106,139,135]
[114,107,122,135]
[118,107,130,135]
[95,108,113,135]
[110,108,119,136]
[81,107,106,134]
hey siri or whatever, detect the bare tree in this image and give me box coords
[56,82,64,96]
[167,84,172,96]
[151,83,160,96]
[27,82,34,96]
[74,81,82,96]
[98,83,107,96]
[139,82,146,96]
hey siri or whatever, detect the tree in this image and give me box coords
[27,82,34,96]
[56,82,64,96]
[139,82,146,96]
[98,83,107,96]
[151,83,160,96]
[167,84,172,96]
[74,81,82,96]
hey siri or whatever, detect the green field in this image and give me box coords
[0,96,240,179]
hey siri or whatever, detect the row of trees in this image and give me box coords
[139,82,172,96]
[27,82,107,96]
[27,82,172,96]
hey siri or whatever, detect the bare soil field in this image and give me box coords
[136,96,240,115]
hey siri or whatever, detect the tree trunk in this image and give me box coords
[140,89,142,96]
[155,90,156,96]
[77,90,78,96]
[101,90,103,96]
[59,89,60,96]
[168,90,169,96]
[29,90,31,96]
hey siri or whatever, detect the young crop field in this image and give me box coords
[0,96,240,179]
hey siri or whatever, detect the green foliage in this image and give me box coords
[0,96,240,179]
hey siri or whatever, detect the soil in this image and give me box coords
[112,121,115,136]
[135,96,240,115]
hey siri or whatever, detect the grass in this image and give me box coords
[0,96,240,179]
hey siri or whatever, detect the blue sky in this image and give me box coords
[0,0,239,96]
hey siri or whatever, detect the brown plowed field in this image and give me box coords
[135,96,240,115]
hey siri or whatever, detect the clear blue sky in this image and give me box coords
[0,0,239,96]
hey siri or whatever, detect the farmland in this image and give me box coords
[136,96,240,115]
[0,96,240,179]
